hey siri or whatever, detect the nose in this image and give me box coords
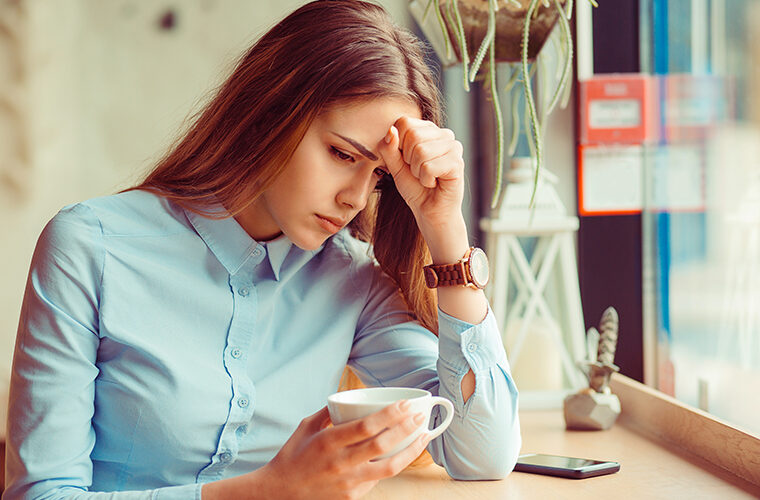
[336,168,376,211]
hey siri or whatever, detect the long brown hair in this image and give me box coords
[133,0,442,333]
[132,1,442,462]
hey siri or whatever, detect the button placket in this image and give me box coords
[206,270,257,478]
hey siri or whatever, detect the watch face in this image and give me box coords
[469,248,490,288]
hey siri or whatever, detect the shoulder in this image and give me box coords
[319,230,398,294]
[321,229,376,272]
[36,190,187,269]
[324,229,373,262]
[66,190,189,238]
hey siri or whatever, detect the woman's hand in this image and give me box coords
[378,116,470,265]
[378,117,465,231]
[244,403,430,500]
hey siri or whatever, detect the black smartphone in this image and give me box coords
[514,453,620,479]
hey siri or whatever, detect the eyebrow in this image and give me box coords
[335,133,378,162]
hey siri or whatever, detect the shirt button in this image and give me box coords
[230,347,242,359]
[252,248,262,257]
[237,287,250,297]
[237,397,249,408]
[467,343,478,352]
[220,451,233,463]
[237,424,248,436]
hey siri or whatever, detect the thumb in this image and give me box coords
[378,126,416,189]
[301,406,332,434]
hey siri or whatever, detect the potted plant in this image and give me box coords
[409,0,597,209]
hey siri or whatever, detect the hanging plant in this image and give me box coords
[409,0,597,210]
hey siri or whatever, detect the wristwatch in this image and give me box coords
[423,247,489,289]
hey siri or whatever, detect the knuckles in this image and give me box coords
[312,433,333,454]
[378,457,403,478]
[332,479,358,499]
[325,458,345,476]
[354,419,374,437]
[412,145,431,165]
[404,129,425,150]
[367,439,386,457]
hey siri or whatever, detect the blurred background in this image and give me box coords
[0,0,577,438]
[0,0,758,452]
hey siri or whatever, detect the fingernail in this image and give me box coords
[413,413,425,425]
[398,399,411,411]
[384,127,393,144]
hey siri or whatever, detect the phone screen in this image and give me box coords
[518,454,607,469]
[515,453,620,479]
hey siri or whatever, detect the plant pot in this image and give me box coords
[410,0,565,66]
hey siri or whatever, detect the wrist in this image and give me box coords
[202,467,272,500]
[418,216,470,264]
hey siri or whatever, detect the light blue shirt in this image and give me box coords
[4,190,520,499]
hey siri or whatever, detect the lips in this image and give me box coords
[315,214,347,234]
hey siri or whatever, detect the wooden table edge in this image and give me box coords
[610,373,760,489]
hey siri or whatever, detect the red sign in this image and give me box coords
[579,74,659,145]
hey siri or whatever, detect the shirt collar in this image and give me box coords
[184,205,293,280]
[263,233,291,281]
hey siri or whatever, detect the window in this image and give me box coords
[641,0,760,435]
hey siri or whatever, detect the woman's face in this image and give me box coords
[238,98,422,250]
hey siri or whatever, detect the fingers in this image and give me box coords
[378,127,423,200]
[296,406,332,436]
[393,118,463,189]
[348,411,426,463]
[408,140,463,188]
[379,127,412,181]
[327,399,412,449]
[360,432,432,481]
[399,125,451,165]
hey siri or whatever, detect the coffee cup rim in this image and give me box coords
[327,387,430,405]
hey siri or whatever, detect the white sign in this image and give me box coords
[589,99,642,129]
[581,145,643,214]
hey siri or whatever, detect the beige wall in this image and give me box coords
[0,0,411,437]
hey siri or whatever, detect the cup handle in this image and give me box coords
[425,396,454,441]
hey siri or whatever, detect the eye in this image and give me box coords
[373,167,388,178]
[330,146,354,162]
[373,169,393,191]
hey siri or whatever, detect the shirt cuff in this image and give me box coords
[154,483,202,500]
[437,306,506,373]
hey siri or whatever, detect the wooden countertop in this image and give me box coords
[2,376,758,498]
[366,409,760,499]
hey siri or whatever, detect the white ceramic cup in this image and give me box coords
[327,387,454,460]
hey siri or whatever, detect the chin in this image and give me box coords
[288,233,330,252]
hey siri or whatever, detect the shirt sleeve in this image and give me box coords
[3,204,201,500]
[348,268,521,480]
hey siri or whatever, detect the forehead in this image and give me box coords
[316,98,422,129]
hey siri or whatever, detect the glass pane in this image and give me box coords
[642,0,760,435]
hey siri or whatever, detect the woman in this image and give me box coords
[4,1,520,499]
